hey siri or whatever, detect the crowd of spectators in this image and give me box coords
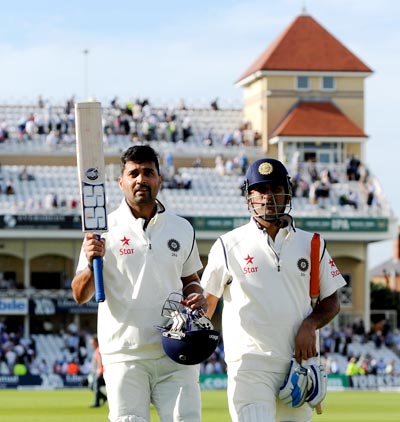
[0,321,36,376]
[0,96,384,218]
[1,318,399,379]
[290,156,379,212]
[0,95,255,149]
[320,318,400,376]
[0,320,93,377]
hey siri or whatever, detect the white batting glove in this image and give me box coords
[306,364,327,408]
[279,358,309,407]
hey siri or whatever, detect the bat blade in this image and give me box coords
[75,101,107,302]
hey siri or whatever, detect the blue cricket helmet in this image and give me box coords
[157,293,220,365]
[244,158,291,193]
[244,158,293,224]
[162,329,220,365]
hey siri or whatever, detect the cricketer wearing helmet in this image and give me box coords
[201,158,346,422]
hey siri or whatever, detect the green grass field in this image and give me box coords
[1,389,399,421]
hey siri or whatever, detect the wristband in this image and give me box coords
[182,281,202,292]
[88,263,94,271]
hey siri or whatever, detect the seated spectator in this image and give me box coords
[253,130,262,147]
[202,351,225,374]
[37,358,50,375]
[232,129,243,145]
[376,357,386,375]
[224,159,234,175]
[0,123,9,143]
[66,359,80,375]
[5,179,15,195]
[222,132,234,147]
[192,157,202,168]
[291,174,310,198]
[215,155,225,176]
[339,191,358,209]
[314,176,330,208]
[315,179,330,199]
[366,181,375,206]
[345,356,365,388]
[167,119,178,143]
[181,116,192,142]
[163,151,175,179]
[372,330,383,349]
[46,129,61,147]
[324,356,339,374]
[385,360,396,375]
[328,168,339,184]
[13,357,28,376]
[18,166,35,181]
[203,130,214,146]
[237,152,248,175]
[167,173,191,190]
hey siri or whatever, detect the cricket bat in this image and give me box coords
[75,102,107,302]
[310,232,323,414]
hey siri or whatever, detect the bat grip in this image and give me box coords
[93,235,105,302]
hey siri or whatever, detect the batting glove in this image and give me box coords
[279,358,309,407]
[306,364,327,408]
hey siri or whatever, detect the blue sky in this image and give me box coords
[1,0,399,267]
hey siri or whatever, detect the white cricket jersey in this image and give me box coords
[76,199,202,364]
[201,218,346,373]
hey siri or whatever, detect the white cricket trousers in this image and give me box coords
[227,362,313,422]
[103,356,201,422]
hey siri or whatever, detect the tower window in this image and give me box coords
[296,76,309,90]
[322,76,335,90]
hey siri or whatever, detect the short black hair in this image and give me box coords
[120,145,160,174]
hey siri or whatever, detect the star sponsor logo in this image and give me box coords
[119,235,134,256]
[121,236,130,246]
[329,259,341,277]
[244,254,254,265]
[243,254,258,274]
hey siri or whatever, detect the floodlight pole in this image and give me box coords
[83,49,89,101]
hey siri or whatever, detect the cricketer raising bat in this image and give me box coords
[75,102,107,302]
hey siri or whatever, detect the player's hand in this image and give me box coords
[294,319,317,363]
[181,293,208,313]
[84,233,106,263]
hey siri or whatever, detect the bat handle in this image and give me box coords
[314,327,324,414]
[93,234,105,302]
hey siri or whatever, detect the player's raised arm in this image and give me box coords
[72,233,105,304]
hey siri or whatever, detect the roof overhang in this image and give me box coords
[236,70,372,88]
[269,135,368,144]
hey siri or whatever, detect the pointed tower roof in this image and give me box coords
[238,13,372,83]
[270,100,367,138]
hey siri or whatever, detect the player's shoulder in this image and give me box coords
[291,227,326,249]
[163,209,195,231]
[219,219,252,246]
[293,227,316,240]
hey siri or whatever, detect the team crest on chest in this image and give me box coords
[297,258,309,273]
[168,238,180,253]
